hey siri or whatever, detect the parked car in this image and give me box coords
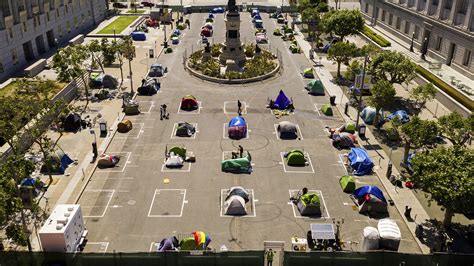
[256,32,268,44]
[141,1,154,7]
[113,2,127,8]
[147,64,167,78]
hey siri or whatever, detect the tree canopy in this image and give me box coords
[409,83,437,115]
[368,79,396,125]
[323,9,364,42]
[369,51,416,84]
[411,146,474,226]
[328,42,358,78]
[399,116,439,164]
[437,111,474,147]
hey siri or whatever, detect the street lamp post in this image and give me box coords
[128,57,134,94]
[163,24,168,48]
[409,31,415,52]
[113,27,116,41]
[355,55,369,130]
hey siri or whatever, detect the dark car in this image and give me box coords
[147,63,167,78]
[113,2,127,8]
[141,1,154,7]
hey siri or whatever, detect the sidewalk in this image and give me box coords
[293,24,431,254]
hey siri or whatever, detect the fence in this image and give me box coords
[0,251,472,266]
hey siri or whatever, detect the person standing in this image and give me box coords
[160,105,164,120]
[265,249,275,266]
[237,100,242,116]
[238,145,244,158]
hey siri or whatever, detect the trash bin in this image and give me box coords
[99,118,108,137]
[358,123,366,138]
[329,95,336,105]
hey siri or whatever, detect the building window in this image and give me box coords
[365,3,369,13]
[22,21,27,32]
[396,17,401,29]
[404,21,410,34]
[0,62,4,73]
[11,49,18,65]
[436,36,443,50]
[414,25,420,40]
[463,50,471,66]
[381,10,386,21]
[389,13,393,25]
[56,8,60,18]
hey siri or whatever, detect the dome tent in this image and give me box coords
[339,175,355,193]
[303,68,314,78]
[285,149,306,166]
[306,80,325,95]
[63,113,82,132]
[348,148,374,176]
[181,95,199,111]
[352,185,388,214]
[224,195,247,215]
[228,116,247,139]
[117,119,133,133]
[321,104,333,116]
[297,193,321,216]
[277,121,298,139]
[175,122,196,137]
[272,90,292,110]
[361,106,383,125]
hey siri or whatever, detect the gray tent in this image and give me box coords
[277,121,298,139]
[165,154,184,168]
[176,122,196,137]
[102,74,119,89]
[227,186,250,203]
[224,195,247,215]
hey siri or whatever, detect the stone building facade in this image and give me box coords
[0,0,107,82]
[360,0,473,79]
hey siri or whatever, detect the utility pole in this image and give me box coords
[355,55,368,129]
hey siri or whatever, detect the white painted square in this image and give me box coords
[220,189,256,217]
[273,123,303,140]
[138,101,155,114]
[280,151,315,173]
[223,101,248,114]
[96,152,132,173]
[314,103,322,116]
[223,123,250,139]
[288,189,330,219]
[85,242,109,253]
[337,154,350,175]
[149,242,159,252]
[170,123,198,139]
[80,189,115,218]
[148,189,187,217]
[177,101,202,114]
[115,123,145,139]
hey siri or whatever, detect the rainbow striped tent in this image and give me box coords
[192,231,211,249]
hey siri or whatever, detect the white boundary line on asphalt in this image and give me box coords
[222,123,250,139]
[82,189,115,218]
[96,152,132,173]
[337,154,350,175]
[273,124,304,140]
[147,189,187,217]
[138,101,155,114]
[149,242,158,252]
[314,103,322,116]
[114,123,145,139]
[280,152,315,173]
[86,242,109,253]
[288,189,330,219]
[223,101,248,114]
[170,123,198,139]
[177,101,202,114]
[220,189,256,218]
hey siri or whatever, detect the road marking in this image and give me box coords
[82,190,115,218]
[280,152,315,173]
[223,101,248,114]
[147,189,187,217]
[86,242,109,253]
[220,188,256,217]
[288,189,330,219]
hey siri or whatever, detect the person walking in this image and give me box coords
[160,105,164,120]
[237,100,242,116]
[404,205,412,220]
[265,248,275,266]
[238,145,244,158]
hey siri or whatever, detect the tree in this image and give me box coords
[100,38,116,66]
[52,45,91,108]
[327,42,358,78]
[368,79,396,126]
[117,36,135,91]
[411,146,474,226]
[301,7,320,43]
[323,9,364,42]
[398,116,439,165]
[437,111,474,147]
[369,50,416,84]
[409,83,437,115]
[87,39,105,72]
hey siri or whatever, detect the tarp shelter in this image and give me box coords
[102,75,118,89]
[97,154,120,169]
[361,106,382,125]
[297,193,321,216]
[210,7,224,13]
[303,68,314,78]
[353,185,388,214]
[180,237,198,250]
[157,236,179,252]
[378,219,401,251]
[138,78,160,95]
[339,175,355,193]
[203,23,213,30]
[285,149,306,166]
[306,80,325,95]
[40,148,74,174]
[321,104,333,116]
[192,231,211,249]
[273,90,292,110]
[228,116,247,139]
[348,148,374,176]
[387,110,410,124]
[277,121,297,139]
[63,113,81,132]
[332,132,356,149]
[171,36,179,44]
[117,119,133,133]
[131,31,146,41]
[169,146,186,158]
[224,195,247,215]
[165,154,184,168]
[181,95,199,110]
[221,152,252,173]
[175,122,196,137]
[362,227,380,251]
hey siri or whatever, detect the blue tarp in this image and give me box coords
[173,29,181,36]
[59,153,74,174]
[21,178,36,187]
[387,110,410,124]
[253,14,262,21]
[229,116,247,127]
[210,7,224,13]
[131,32,146,41]
[274,90,291,110]
[348,148,374,176]
[353,185,387,203]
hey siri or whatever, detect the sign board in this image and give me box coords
[149,49,154,58]
[355,73,372,90]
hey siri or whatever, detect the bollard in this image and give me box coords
[386,161,392,179]
[344,102,349,116]
[92,142,98,160]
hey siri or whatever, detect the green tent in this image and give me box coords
[306,80,325,95]
[301,193,320,206]
[297,193,321,216]
[289,44,300,53]
[180,237,198,250]
[221,152,252,173]
[345,122,356,133]
[303,68,314,78]
[169,146,186,158]
[339,175,355,193]
[321,104,333,116]
[286,150,306,166]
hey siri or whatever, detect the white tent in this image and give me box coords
[378,219,401,251]
[165,153,184,168]
[224,195,247,215]
[362,226,380,251]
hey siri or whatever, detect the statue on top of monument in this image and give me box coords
[228,0,238,12]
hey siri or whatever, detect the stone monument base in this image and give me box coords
[225,60,240,73]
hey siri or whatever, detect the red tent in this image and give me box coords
[181,95,198,111]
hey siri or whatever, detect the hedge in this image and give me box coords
[362,26,391,47]
[416,65,474,111]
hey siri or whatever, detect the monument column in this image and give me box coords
[219,0,246,66]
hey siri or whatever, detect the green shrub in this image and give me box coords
[176,24,186,30]
[165,47,173,53]
[362,26,391,47]
[211,44,222,57]
[416,65,474,111]
[244,43,255,57]
[273,29,282,36]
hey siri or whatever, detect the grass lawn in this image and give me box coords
[0,80,65,98]
[126,9,146,14]
[98,16,139,34]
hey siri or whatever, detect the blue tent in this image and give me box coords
[173,29,181,36]
[228,116,247,139]
[348,148,374,176]
[353,185,387,204]
[387,110,410,124]
[210,7,224,13]
[253,14,262,21]
[131,32,146,41]
[273,90,291,110]
[229,116,246,127]
[21,178,36,187]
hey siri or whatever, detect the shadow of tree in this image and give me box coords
[418,219,474,253]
